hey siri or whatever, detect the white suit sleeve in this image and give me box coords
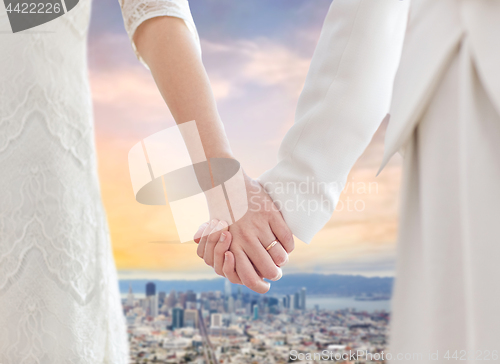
[258,0,410,243]
[119,0,201,65]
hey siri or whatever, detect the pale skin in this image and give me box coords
[133,16,294,293]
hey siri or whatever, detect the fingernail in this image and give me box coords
[210,219,218,228]
[201,222,212,237]
[197,222,208,232]
[219,232,226,242]
[278,254,289,267]
[194,223,209,240]
[271,268,283,281]
[213,220,227,232]
[224,251,230,258]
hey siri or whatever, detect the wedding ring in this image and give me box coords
[266,239,279,251]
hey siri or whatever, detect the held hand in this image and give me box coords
[194,174,294,294]
[219,233,275,293]
[193,229,257,289]
[194,218,270,293]
[231,175,294,268]
[193,223,270,293]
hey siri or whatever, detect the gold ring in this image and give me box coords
[266,239,279,251]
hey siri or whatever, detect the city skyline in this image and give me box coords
[118,273,393,297]
[123,279,389,363]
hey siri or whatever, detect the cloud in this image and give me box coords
[202,38,311,99]
[238,39,311,91]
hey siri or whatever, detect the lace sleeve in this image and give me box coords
[119,0,201,66]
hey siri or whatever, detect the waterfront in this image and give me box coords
[306,295,391,312]
[121,293,392,313]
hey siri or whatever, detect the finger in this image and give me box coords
[260,230,289,268]
[240,234,281,281]
[204,220,228,267]
[234,249,271,294]
[214,231,232,276]
[194,222,209,244]
[197,219,218,259]
[270,212,294,254]
[222,250,242,285]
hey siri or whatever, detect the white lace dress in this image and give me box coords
[0,0,199,363]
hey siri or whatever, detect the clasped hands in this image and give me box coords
[193,174,294,293]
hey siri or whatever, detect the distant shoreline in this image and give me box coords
[119,273,394,296]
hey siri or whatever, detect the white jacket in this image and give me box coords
[259,0,500,243]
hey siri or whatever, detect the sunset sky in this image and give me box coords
[88,0,403,281]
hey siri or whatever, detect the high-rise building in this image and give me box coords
[209,299,218,311]
[148,295,158,317]
[142,295,158,317]
[172,307,184,329]
[146,282,156,297]
[224,278,232,297]
[283,295,290,309]
[253,304,259,320]
[235,297,242,310]
[127,284,134,307]
[300,287,307,311]
[184,309,198,328]
[158,291,166,305]
[144,282,158,317]
[210,313,222,328]
[178,292,187,308]
[294,292,300,310]
[166,290,177,308]
[227,296,235,314]
[278,297,283,311]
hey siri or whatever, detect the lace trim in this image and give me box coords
[119,0,201,66]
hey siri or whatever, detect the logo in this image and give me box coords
[4,0,79,33]
[128,121,248,243]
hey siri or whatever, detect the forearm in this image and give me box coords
[133,16,233,160]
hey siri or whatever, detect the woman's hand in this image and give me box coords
[192,227,242,288]
[194,175,294,294]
